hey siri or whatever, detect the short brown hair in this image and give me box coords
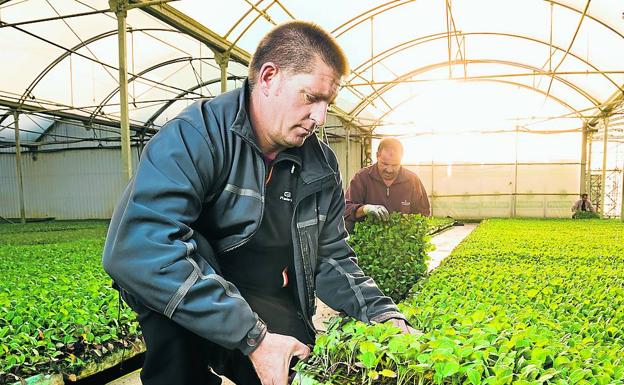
[377,138,404,158]
[248,21,349,89]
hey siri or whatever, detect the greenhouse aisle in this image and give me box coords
[427,223,478,271]
[105,223,477,385]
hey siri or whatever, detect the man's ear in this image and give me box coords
[257,62,279,96]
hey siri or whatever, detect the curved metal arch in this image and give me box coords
[331,0,624,41]
[224,0,279,41]
[348,59,601,118]
[348,31,621,92]
[368,78,582,134]
[17,28,181,107]
[224,0,263,40]
[331,0,412,37]
[143,75,245,129]
[0,108,12,127]
[227,1,284,53]
[548,0,624,40]
[88,56,217,125]
[221,0,295,55]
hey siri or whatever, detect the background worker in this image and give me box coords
[344,137,430,232]
[571,193,596,218]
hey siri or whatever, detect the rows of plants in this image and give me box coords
[296,218,624,384]
[0,220,111,248]
[0,215,451,382]
[0,221,141,384]
[350,214,435,303]
[425,217,456,235]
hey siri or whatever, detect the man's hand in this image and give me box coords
[389,318,419,335]
[362,204,390,221]
[248,332,311,385]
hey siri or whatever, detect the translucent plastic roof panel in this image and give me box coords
[0,112,55,144]
[0,0,248,136]
[1,0,623,145]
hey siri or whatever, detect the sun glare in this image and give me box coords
[374,80,582,165]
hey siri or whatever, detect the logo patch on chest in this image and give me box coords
[401,200,411,206]
[279,191,293,202]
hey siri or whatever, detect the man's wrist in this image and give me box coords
[237,317,268,355]
[370,311,406,324]
[354,204,366,219]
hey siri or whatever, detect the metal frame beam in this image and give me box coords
[332,0,624,42]
[580,122,588,194]
[0,8,111,28]
[348,59,598,119]
[143,75,244,128]
[13,111,26,223]
[600,117,609,216]
[109,0,133,181]
[0,98,152,133]
[88,56,216,125]
[367,78,581,133]
[17,28,200,109]
[131,0,252,65]
[347,32,621,92]
[621,162,624,221]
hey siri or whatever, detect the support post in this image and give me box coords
[345,125,350,189]
[580,122,588,194]
[513,125,519,217]
[620,164,624,222]
[363,135,372,166]
[13,111,26,223]
[215,51,229,93]
[587,129,593,196]
[600,117,609,216]
[110,0,133,181]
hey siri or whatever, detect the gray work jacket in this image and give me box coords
[102,82,403,355]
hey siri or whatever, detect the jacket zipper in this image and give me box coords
[292,198,317,334]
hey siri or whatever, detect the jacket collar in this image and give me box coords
[230,80,262,154]
[230,80,335,185]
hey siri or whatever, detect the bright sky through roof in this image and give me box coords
[375,80,582,164]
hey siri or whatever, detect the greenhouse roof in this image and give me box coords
[0,0,623,147]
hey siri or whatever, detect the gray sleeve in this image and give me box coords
[102,115,265,353]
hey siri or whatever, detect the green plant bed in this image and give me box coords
[350,214,434,303]
[0,221,140,383]
[572,211,601,219]
[297,218,624,384]
[0,220,109,246]
[425,217,456,235]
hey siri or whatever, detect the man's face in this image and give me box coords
[582,195,588,201]
[264,58,340,149]
[376,149,402,181]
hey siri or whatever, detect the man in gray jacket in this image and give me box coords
[103,21,413,385]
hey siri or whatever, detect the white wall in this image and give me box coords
[325,114,363,190]
[0,114,361,220]
[1,148,138,219]
[407,163,580,218]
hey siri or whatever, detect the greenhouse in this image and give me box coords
[1,1,623,384]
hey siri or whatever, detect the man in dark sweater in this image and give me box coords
[344,138,431,232]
